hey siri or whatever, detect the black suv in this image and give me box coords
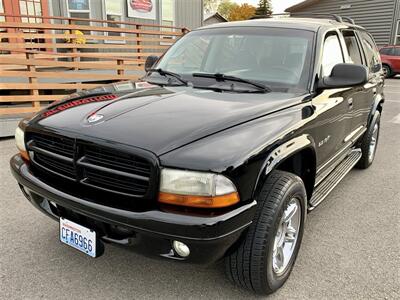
[11,17,384,295]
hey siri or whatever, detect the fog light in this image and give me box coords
[172,240,190,257]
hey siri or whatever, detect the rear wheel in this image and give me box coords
[356,111,380,169]
[224,170,306,295]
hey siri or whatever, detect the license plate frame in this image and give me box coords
[59,217,96,258]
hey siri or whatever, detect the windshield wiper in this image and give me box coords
[147,68,189,86]
[192,73,271,93]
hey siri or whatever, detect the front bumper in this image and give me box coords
[10,154,257,264]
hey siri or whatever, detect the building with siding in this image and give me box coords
[1,0,204,30]
[203,12,228,26]
[286,0,400,46]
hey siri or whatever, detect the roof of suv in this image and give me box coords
[200,17,364,32]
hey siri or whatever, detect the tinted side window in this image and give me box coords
[379,47,394,55]
[342,30,363,65]
[359,31,381,72]
[394,47,400,56]
[321,34,344,77]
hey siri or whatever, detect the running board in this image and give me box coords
[309,149,362,210]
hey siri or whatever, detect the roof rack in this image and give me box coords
[251,13,356,25]
[341,16,355,24]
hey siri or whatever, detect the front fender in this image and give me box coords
[252,134,317,200]
[160,104,310,203]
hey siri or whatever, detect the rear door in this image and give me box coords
[340,29,373,138]
[354,30,384,129]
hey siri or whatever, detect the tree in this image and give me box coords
[254,0,273,17]
[217,0,238,19]
[204,0,220,14]
[228,3,256,21]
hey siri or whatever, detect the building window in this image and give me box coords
[68,0,89,11]
[161,0,175,44]
[67,0,90,27]
[396,20,400,45]
[161,0,175,27]
[19,0,43,23]
[0,0,4,22]
[104,0,124,42]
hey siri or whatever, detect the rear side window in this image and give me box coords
[321,34,344,77]
[359,31,381,73]
[379,47,394,55]
[394,47,400,56]
[342,30,363,65]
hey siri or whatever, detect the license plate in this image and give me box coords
[60,218,96,257]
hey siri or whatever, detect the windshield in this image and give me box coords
[153,27,314,93]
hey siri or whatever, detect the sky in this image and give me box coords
[232,0,304,13]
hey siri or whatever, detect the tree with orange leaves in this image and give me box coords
[228,3,256,21]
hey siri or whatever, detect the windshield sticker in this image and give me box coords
[113,81,135,91]
[135,81,157,89]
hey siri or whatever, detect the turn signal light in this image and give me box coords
[20,150,30,162]
[158,192,240,208]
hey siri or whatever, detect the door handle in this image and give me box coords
[347,98,353,109]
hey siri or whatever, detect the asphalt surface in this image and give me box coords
[1,79,399,300]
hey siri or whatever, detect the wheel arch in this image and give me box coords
[252,135,317,202]
[368,93,384,126]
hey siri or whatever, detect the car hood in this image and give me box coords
[30,82,305,155]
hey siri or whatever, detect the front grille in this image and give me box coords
[34,152,76,180]
[83,145,151,177]
[78,145,151,197]
[26,132,156,209]
[31,133,74,158]
[28,133,76,180]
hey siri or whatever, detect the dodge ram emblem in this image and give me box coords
[87,114,104,123]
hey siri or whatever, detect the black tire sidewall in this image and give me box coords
[357,111,381,169]
[382,65,391,78]
[264,179,307,291]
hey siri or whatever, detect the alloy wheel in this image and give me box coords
[368,123,379,163]
[272,197,301,276]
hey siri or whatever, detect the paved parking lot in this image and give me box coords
[1,79,399,299]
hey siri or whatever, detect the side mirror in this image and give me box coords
[318,63,368,89]
[145,55,159,72]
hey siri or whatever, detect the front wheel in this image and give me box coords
[224,170,307,295]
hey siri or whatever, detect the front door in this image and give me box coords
[312,33,353,170]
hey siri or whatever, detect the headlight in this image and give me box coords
[15,127,29,161]
[158,169,239,208]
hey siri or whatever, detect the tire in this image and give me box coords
[382,64,392,79]
[224,170,307,295]
[356,111,381,169]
